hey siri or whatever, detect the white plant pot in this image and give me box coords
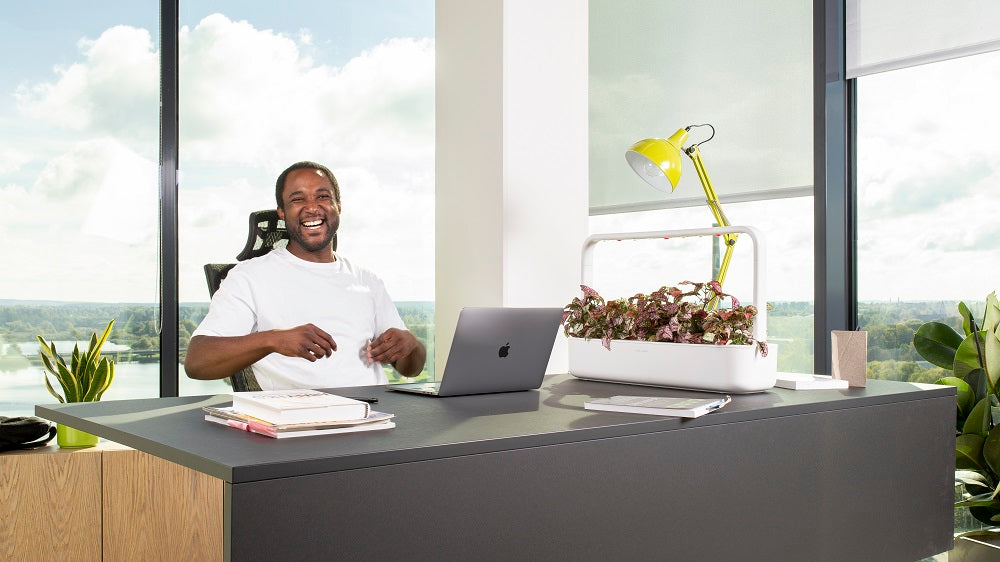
[568,337,778,394]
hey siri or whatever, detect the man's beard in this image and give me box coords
[287,219,338,253]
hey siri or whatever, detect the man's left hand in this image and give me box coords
[368,328,421,366]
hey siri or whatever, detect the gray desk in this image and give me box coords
[37,374,955,561]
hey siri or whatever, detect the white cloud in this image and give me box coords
[15,25,158,145]
[3,14,435,303]
[856,50,1000,301]
[0,147,31,175]
[178,15,434,172]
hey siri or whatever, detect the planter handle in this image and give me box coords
[581,225,767,343]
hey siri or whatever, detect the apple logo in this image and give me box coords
[498,342,510,358]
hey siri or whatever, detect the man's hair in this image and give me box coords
[275,161,341,208]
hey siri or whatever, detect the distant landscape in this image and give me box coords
[0,301,436,383]
[0,299,970,385]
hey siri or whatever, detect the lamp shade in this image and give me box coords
[624,128,690,192]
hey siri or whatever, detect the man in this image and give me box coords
[185,161,426,389]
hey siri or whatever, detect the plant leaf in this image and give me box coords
[56,361,82,403]
[84,358,113,402]
[964,397,993,438]
[913,322,963,368]
[985,292,1000,336]
[956,470,992,489]
[956,492,998,507]
[960,301,975,336]
[38,352,58,378]
[938,376,975,418]
[96,360,115,400]
[43,373,65,403]
[958,433,987,471]
[966,369,990,407]
[955,331,988,380]
[985,426,1000,476]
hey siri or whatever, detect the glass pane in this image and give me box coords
[0,3,160,416]
[857,50,1000,383]
[588,196,815,373]
[589,0,812,212]
[177,2,435,395]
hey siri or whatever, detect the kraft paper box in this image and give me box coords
[831,330,867,387]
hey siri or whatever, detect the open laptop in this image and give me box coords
[388,307,563,397]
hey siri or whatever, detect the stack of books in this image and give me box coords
[203,389,395,439]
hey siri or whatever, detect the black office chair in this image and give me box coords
[202,209,338,392]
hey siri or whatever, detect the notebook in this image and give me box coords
[388,307,563,397]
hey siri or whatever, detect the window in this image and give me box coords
[0,2,435,417]
[856,50,1000,383]
[176,2,436,395]
[588,0,814,372]
[0,3,160,416]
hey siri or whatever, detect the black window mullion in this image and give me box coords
[159,0,180,397]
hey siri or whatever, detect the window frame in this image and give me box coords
[153,0,855,396]
[813,0,856,374]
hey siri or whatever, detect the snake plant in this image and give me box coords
[37,319,116,403]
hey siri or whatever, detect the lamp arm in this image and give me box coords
[685,145,738,298]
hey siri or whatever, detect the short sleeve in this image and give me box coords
[191,267,258,338]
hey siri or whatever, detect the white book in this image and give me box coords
[584,395,731,418]
[231,389,370,424]
[774,373,850,390]
[204,413,394,439]
[203,406,394,431]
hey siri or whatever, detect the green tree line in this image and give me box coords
[0,302,436,378]
[0,299,970,384]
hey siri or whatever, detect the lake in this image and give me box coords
[1,362,231,418]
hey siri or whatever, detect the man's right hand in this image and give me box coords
[184,324,338,380]
[270,324,338,361]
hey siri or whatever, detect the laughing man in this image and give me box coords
[184,161,425,389]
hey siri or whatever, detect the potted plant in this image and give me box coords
[562,280,775,393]
[37,319,116,448]
[912,292,1000,551]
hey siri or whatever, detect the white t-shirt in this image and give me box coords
[192,247,407,390]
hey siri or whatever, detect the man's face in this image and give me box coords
[277,168,341,261]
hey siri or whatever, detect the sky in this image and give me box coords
[1,4,998,306]
[0,2,435,303]
[855,50,1000,303]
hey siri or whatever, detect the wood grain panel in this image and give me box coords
[0,445,102,562]
[102,448,223,562]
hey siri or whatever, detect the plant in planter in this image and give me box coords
[912,292,1000,529]
[562,281,774,393]
[562,280,767,353]
[37,319,116,448]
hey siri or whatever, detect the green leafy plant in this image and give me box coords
[37,319,116,403]
[562,280,767,355]
[913,293,1000,526]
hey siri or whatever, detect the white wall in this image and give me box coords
[436,0,589,374]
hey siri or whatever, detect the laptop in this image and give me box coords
[388,307,563,397]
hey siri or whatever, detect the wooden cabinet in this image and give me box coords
[1,441,222,562]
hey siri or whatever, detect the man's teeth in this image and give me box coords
[303,220,323,227]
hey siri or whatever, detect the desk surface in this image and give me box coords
[36,374,952,484]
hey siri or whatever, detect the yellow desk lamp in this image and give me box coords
[625,124,737,295]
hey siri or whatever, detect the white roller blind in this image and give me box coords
[846,0,1000,79]
[589,0,813,215]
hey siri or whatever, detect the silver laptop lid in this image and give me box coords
[436,307,563,396]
